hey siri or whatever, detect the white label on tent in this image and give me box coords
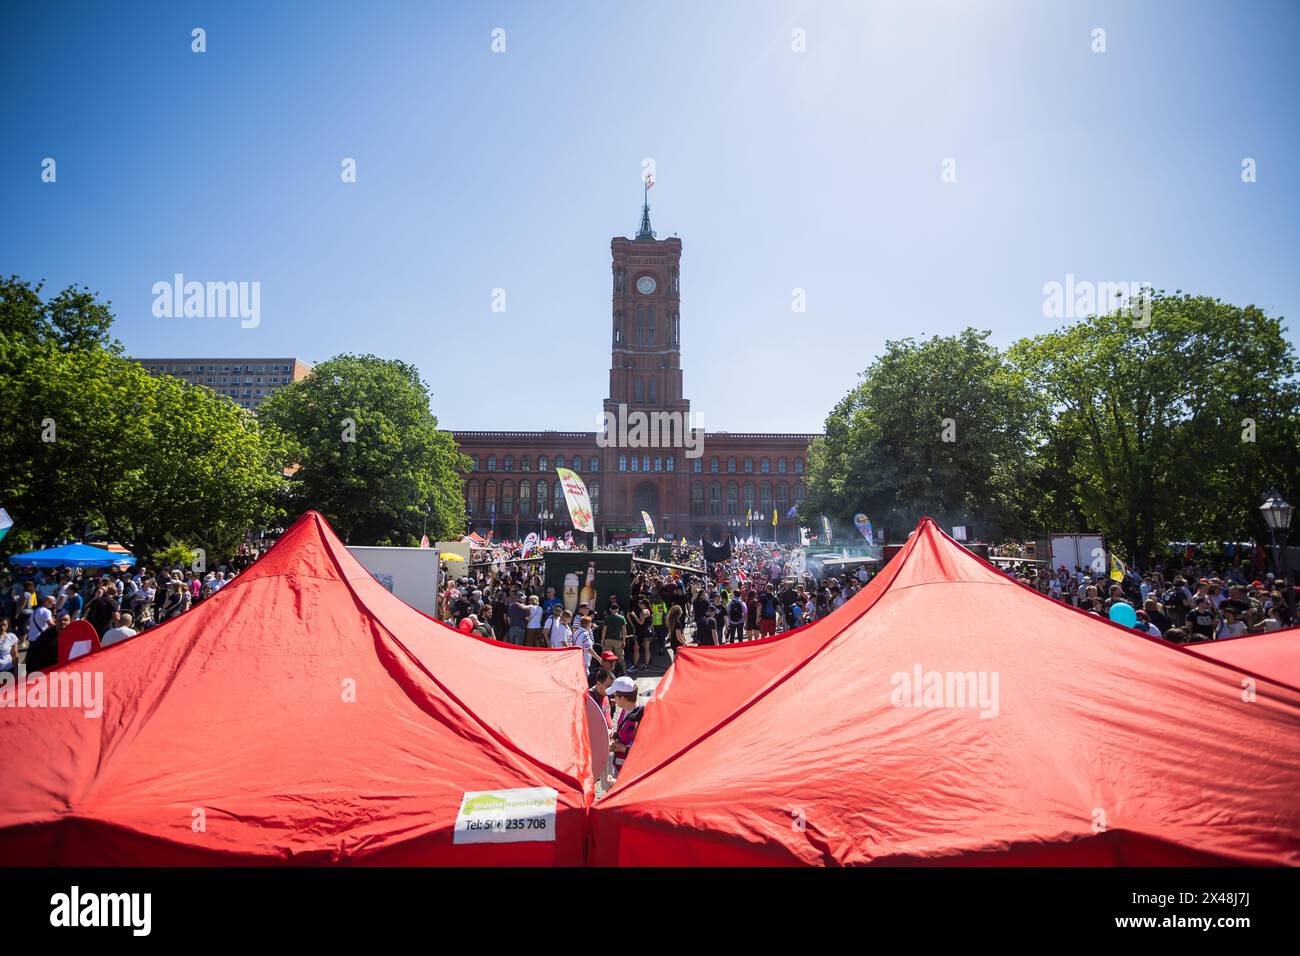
[68,640,93,661]
[453,787,558,845]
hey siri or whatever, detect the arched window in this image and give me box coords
[590,456,600,472]
[710,457,720,474]
[555,455,566,470]
[634,378,644,403]
[631,456,639,472]
[505,455,514,472]
[538,455,548,473]
[536,480,547,511]
[485,480,497,514]
[777,482,790,512]
[727,457,737,474]
[648,378,657,403]
[466,479,479,515]
[637,308,645,345]
[502,480,514,515]
[665,457,674,472]
[709,482,722,515]
[648,306,655,343]
[590,480,600,515]
[487,455,497,472]
[619,455,627,471]
[519,480,531,515]
[691,482,705,515]
[760,458,770,474]
[470,455,480,472]
[693,458,702,473]
[760,481,773,514]
[777,458,787,474]
[795,480,805,504]
[794,458,804,475]
[727,481,739,516]
[744,458,753,473]
[743,481,755,513]
[521,456,531,472]
[553,481,565,512]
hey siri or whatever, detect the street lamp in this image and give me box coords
[1260,491,1294,619]
[538,509,552,537]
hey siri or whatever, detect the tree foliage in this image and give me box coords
[258,354,468,544]
[0,276,288,559]
[802,329,1038,541]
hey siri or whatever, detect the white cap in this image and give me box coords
[609,676,638,697]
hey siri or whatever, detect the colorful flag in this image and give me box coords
[0,508,12,543]
[419,534,430,549]
[786,506,798,518]
[1109,552,1127,582]
[820,515,832,544]
[772,509,777,527]
[641,511,656,536]
[555,468,595,533]
[853,513,874,546]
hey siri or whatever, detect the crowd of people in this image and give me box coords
[1006,561,1295,641]
[1,564,241,674]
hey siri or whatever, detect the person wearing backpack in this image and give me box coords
[725,593,746,645]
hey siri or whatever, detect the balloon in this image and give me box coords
[1108,601,1137,628]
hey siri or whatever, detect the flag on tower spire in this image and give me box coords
[637,173,655,239]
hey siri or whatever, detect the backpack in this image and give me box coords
[728,598,744,622]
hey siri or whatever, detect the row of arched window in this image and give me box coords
[691,457,803,475]
[465,479,601,517]
[468,454,600,474]
[689,480,804,516]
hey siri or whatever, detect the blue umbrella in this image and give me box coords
[8,543,136,568]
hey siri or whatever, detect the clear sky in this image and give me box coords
[3,0,1297,433]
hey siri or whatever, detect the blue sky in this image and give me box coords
[3,0,1297,433]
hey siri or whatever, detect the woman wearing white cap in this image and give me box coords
[608,676,644,779]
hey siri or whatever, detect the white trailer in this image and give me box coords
[1048,533,1106,576]
[346,546,442,618]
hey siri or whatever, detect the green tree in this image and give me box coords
[1,276,288,559]
[803,329,1038,542]
[259,354,468,544]
[1011,294,1300,566]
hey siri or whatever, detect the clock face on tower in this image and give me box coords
[636,275,657,295]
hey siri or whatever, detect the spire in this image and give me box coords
[636,178,654,239]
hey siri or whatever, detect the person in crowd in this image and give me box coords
[84,585,118,637]
[524,595,545,647]
[0,617,19,674]
[723,590,746,644]
[546,608,573,649]
[470,611,495,639]
[26,609,70,672]
[506,591,528,646]
[572,614,597,673]
[589,667,615,724]
[601,601,628,671]
[608,675,644,779]
[629,597,654,673]
[101,612,138,647]
[1186,597,1218,641]
[664,601,684,659]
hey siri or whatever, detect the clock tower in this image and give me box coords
[602,195,690,536]
[606,198,687,417]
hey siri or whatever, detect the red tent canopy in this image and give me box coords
[0,512,593,865]
[1184,628,1300,690]
[591,518,1300,865]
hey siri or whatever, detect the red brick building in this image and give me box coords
[452,200,817,545]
